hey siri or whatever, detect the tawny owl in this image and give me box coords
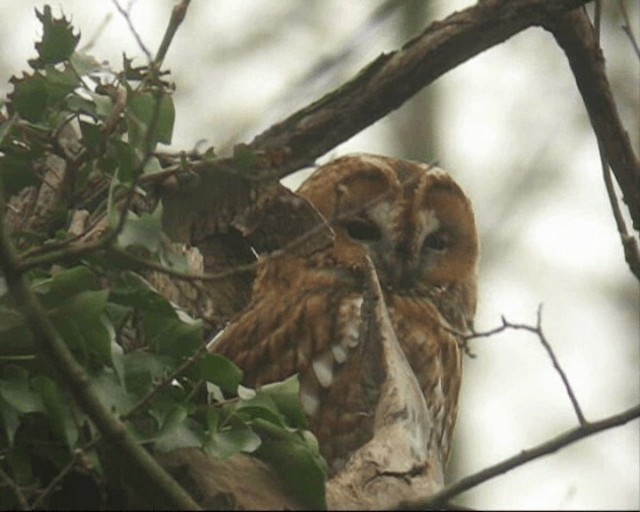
[209,153,478,476]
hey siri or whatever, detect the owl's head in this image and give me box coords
[297,153,479,327]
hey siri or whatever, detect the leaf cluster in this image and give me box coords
[0,6,326,509]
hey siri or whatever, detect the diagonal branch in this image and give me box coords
[542,7,640,231]
[402,403,640,509]
[248,0,592,177]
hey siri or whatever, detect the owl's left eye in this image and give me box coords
[344,219,382,242]
[423,231,449,252]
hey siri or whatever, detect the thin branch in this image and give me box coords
[120,344,208,422]
[531,306,586,425]
[402,403,640,509]
[155,0,191,67]
[30,450,82,510]
[111,0,152,62]
[543,8,640,231]
[617,0,640,59]
[599,144,640,280]
[0,464,29,510]
[458,311,586,425]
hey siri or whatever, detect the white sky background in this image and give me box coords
[1,1,638,509]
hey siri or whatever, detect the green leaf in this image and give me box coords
[0,115,16,144]
[69,52,102,76]
[0,153,41,196]
[109,273,175,315]
[150,404,203,452]
[205,425,262,459]
[91,368,137,414]
[50,290,111,369]
[255,428,327,509]
[0,369,44,446]
[8,72,48,123]
[126,90,175,153]
[258,374,307,428]
[188,353,243,393]
[116,210,163,253]
[32,6,80,67]
[123,351,174,395]
[146,312,202,358]
[0,375,44,415]
[31,376,78,448]
[234,394,287,429]
[33,266,100,307]
[0,306,36,358]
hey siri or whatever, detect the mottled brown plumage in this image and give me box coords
[210,153,478,474]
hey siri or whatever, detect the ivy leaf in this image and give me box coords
[258,375,307,429]
[253,420,327,510]
[91,368,137,414]
[31,6,80,68]
[33,266,100,308]
[116,210,163,253]
[8,72,48,123]
[69,52,102,76]
[153,406,203,452]
[204,425,262,459]
[187,353,243,393]
[0,152,41,196]
[50,290,111,369]
[126,90,175,154]
[31,376,78,448]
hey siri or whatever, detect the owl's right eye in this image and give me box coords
[343,219,382,242]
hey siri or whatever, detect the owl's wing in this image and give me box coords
[208,254,377,469]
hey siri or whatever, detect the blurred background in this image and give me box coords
[1,1,638,509]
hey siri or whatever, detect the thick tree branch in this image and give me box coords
[543,7,640,231]
[248,0,591,177]
[402,403,640,509]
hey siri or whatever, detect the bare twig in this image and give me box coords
[465,308,586,425]
[111,0,152,62]
[543,8,640,231]
[155,0,192,67]
[617,0,640,59]
[402,403,640,509]
[599,145,640,280]
[0,464,29,510]
[30,450,82,510]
